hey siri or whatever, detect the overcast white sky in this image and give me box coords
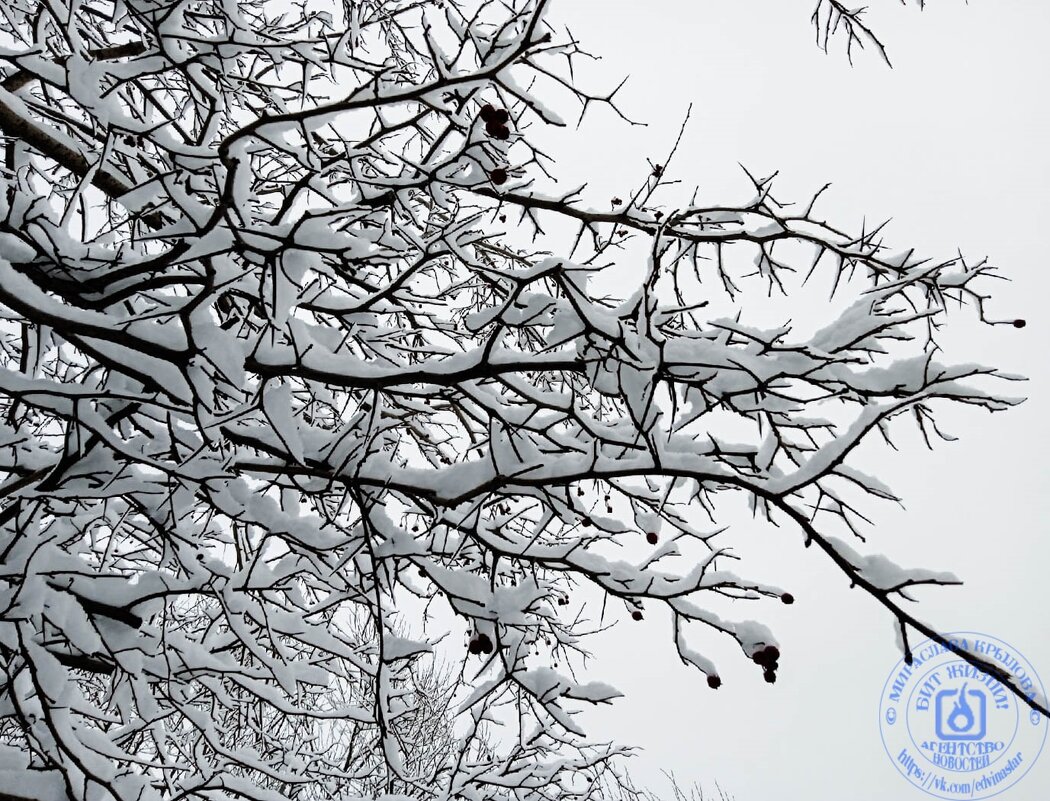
[528,2,1050,800]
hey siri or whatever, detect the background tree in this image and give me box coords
[0,1,1040,801]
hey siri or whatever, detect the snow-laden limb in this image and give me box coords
[763,496,1044,724]
[825,537,961,595]
[0,745,67,801]
[0,1,1038,801]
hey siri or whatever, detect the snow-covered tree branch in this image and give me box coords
[0,1,1038,800]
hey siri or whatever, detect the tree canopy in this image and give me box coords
[0,2,1040,801]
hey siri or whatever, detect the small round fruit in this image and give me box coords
[493,108,509,124]
[581,517,592,528]
[468,638,483,655]
[1013,319,1026,329]
[479,104,497,122]
[418,567,426,577]
[489,168,508,185]
[764,645,780,662]
[631,610,643,621]
[763,669,777,684]
[477,633,494,654]
[646,531,658,545]
[487,122,510,140]
[707,675,722,690]
[781,593,794,605]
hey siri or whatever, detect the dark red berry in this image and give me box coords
[468,638,483,655]
[499,214,506,223]
[581,517,592,528]
[753,645,780,667]
[489,168,508,185]
[707,675,722,689]
[476,633,493,654]
[479,104,497,123]
[763,669,777,684]
[646,531,658,545]
[493,108,509,124]
[418,568,426,577]
[486,121,510,140]
[631,610,643,621]
[781,593,794,605]
[1013,319,1026,328]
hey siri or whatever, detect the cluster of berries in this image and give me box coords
[753,644,781,684]
[479,104,510,140]
[706,596,794,690]
[468,632,494,655]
